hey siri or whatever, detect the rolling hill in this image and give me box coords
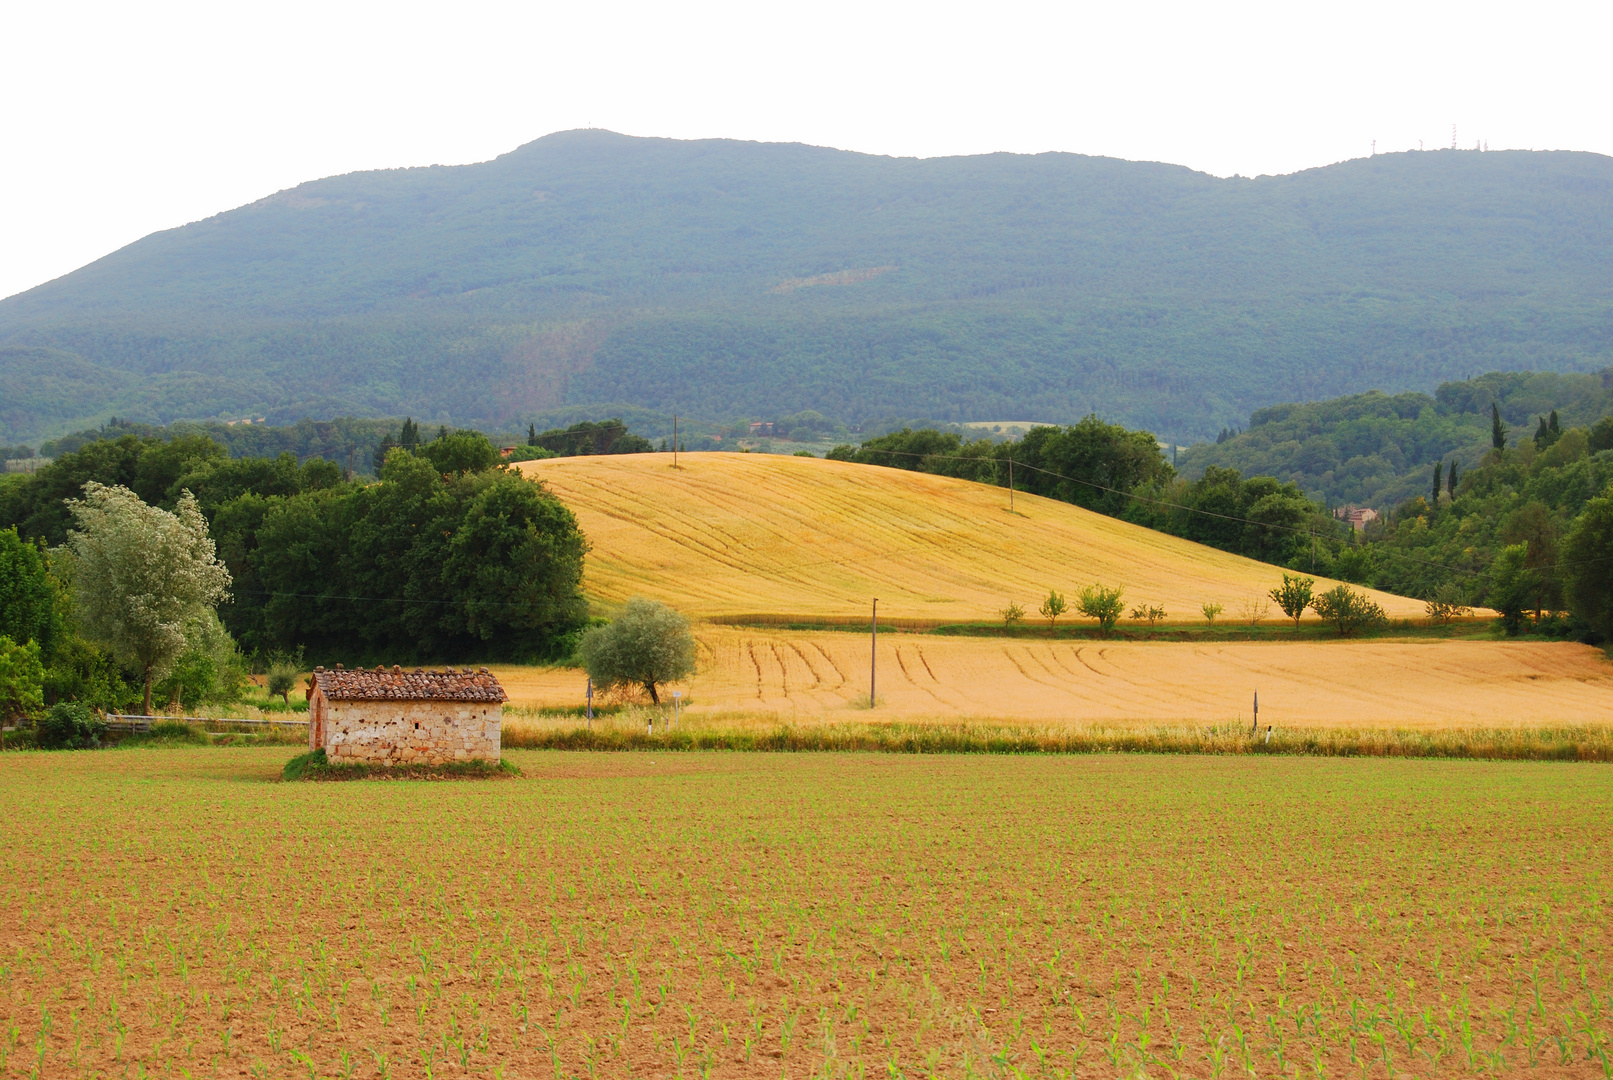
[514,452,1425,621]
[4,131,1613,444]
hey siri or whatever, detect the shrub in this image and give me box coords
[1077,583,1125,636]
[1130,604,1167,627]
[1237,595,1270,625]
[1268,574,1315,629]
[36,702,107,750]
[1200,602,1223,624]
[1424,583,1473,625]
[1000,601,1025,626]
[1310,585,1389,637]
[501,445,557,463]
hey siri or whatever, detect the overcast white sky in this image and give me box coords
[2,0,1609,301]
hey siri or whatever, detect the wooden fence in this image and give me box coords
[105,714,309,733]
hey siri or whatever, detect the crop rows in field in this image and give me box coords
[517,454,1424,622]
[491,630,1613,728]
[1,749,1609,1078]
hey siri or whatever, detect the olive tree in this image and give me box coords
[67,484,231,715]
[576,597,696,705]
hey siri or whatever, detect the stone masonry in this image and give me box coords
[306,665,506,764]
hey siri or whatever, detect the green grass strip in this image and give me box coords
[502,725,1613,761]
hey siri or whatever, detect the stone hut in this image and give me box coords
[305,665,507,764]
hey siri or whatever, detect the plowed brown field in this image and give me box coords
[492,628,1613,728]
[516,453,1425,622]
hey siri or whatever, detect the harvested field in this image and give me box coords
[491,629,1613,728]
[2,748,1609,1078]
[516,453,1425,622]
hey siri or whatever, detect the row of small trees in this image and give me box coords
[995,576,1397,638]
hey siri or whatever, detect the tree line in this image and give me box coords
[0,427,591,721]
[829,412,1613,642]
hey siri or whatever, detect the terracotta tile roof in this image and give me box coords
[309,665,507,703]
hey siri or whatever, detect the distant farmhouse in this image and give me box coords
[1332,505,1380,532]
[306,666,506,765]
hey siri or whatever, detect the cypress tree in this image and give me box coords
[1491,404,1506,450]
[1549,410,1562,439]
[1535,416,1549,448]
[527,423,538,447]
[399,418,420,451]
[1447,459,1458,498]
[1431,461,1443,505]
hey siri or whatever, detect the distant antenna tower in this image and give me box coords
[1451,124,1457,149]
[1371,139,1376,156]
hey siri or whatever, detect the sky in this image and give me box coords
[2,0,1610,301]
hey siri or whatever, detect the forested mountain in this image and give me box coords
[3,131,1612,444]
[1178,369,1613,508]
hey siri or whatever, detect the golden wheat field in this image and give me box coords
[516,452,1425,622]
[491,627,1613,728]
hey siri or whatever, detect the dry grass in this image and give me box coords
[516,452,1426,622]
[489,628,1613,729]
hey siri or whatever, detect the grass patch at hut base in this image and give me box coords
[281,748,522,782]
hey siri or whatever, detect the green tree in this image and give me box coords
[1076,583,1125,636]
[1268,574,1315,629]
[1310,585,1388,637]
[1487,543,1536,636]
[1562,494,1613,641]
[1492,403,1507,450]
[576,597,696,704]
[1431,461,1443,506]
[0,636,45,724]
[66,484,232,715]
[371,430,398,472]
[267,663,299,705]
[1038,589,1067,628]
[1446,459,1458,498]
[420,430,501,475]
[399,418,421,451]
[0,527,61,656]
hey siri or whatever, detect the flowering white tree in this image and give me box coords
[67,483,231,715]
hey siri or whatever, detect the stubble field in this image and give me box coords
[490,629,1613,729]
[515,454,1424,623]
[3,748,1610,1079]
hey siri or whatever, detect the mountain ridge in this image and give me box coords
[3,130,1611,442]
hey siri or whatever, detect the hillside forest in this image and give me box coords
[4,132,1613,446]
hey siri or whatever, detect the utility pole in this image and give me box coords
[1252,691,1258,736]
[673,415,679,468]
[1008,456,1014,512]
[870,599,878,708]
[586,676,593,728]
